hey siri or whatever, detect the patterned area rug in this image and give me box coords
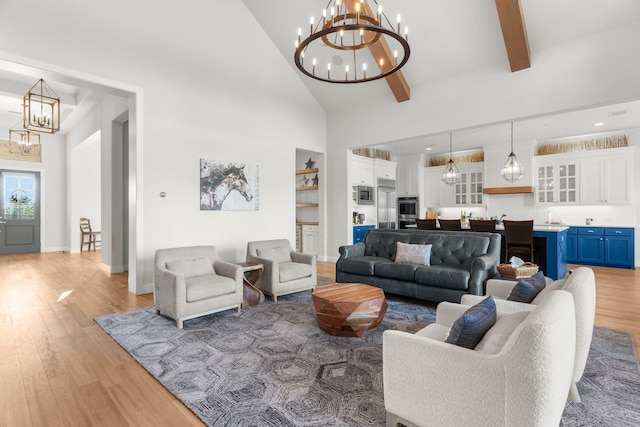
[95,282,640,426]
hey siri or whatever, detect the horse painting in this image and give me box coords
[200,160,258,210]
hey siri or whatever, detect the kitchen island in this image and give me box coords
[405,223,569,279]
[527,224,569,280]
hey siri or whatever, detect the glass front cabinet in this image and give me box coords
[535,157,578,205]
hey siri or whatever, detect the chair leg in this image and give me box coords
[177,318,184,329]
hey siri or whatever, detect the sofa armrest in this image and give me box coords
[338,242,365,259]
[291,251,316,267]
[213,260,243,291]
[472,253,499,272]
[486,279,518,299]
[248,255,279,289]
[154,268,187,312]
[434,301,472,328]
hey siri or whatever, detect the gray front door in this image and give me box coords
[0,170,41,254]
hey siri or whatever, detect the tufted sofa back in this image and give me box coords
[363,229,499,270]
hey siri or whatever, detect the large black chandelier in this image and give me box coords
[294,0,410,84]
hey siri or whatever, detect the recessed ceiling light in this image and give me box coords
[425,144,435,151]
[594,122,604,127]
[425,147,432,151]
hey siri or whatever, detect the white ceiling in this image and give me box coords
[1,1,639,155]
[243,0,640,156]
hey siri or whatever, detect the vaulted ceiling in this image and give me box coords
[243,0,640,155]
[0,1,639,157]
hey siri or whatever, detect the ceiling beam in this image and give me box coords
[495,0,531,72]
[359,1,411,103]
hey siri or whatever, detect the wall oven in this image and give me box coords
[357,185,374,205]
[397,196,419,229]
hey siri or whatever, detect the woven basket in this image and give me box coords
[497,262,539,279]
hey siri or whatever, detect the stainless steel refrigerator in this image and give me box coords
[377,178,396,229]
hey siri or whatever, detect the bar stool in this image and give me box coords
[415,219,437,230]
[469,219,497,232]
[438,219,463,231]
[503,219,535,263]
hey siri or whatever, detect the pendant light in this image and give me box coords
[501,122,523,182]
[441,132,460,186]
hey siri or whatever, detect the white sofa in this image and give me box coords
[383,290,576,427]
[462,266,596,402]
[154,246,243,328]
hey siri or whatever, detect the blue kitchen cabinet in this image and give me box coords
[566,227,578,263]
[353,225,375,243]
[572,226,635,269]
[577,227,605,265]
[604,228,635,268]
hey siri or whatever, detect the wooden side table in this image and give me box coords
[235,262,265,307]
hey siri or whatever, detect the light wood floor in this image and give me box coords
[0,252,638,426]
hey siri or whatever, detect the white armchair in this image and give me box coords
[246,239,316,301]
[383,290,576,427]
[462,266,596,402]
[154,246,243,328]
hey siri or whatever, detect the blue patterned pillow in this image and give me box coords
[445,296,497,349]
[507,271,546,303]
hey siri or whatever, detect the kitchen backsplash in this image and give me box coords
[438,193,636,227]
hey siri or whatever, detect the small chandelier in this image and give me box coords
[23,78,60,134]
[442,133,461,186]
[294,0,410,83]
[501,122,524,182]
[9,121,41,154]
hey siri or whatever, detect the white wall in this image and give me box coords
[0,0,326,293]
[326,22,640,259]
[69,131,101,253]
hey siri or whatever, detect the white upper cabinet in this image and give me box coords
[579,148,633,205]
[423,167,442,209]
[534,146,634,206]
[534,157,579,205]
[352,155,375,185]
[425,162,484,207]
[374,158,397,181]
[397,160,419,196]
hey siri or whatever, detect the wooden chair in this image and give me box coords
[80,217,100,252]
[438,219,463,231]
[503,219,535,263]
[469,219,497,232]
[415,218,437,230]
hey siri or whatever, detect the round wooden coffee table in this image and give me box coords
[312,283,388,337]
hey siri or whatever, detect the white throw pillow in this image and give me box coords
[257,246,292,263]
[395,242,432,266]
[165,258,214,277]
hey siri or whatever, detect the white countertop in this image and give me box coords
[404,223,570,232]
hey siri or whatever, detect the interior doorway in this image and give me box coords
[0,170,41,254]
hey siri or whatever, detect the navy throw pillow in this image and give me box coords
[445,296,497,349]
[507,271,546,303]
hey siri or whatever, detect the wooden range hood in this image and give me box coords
[483,186,534,195]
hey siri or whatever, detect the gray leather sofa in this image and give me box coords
[337,229,501,303]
